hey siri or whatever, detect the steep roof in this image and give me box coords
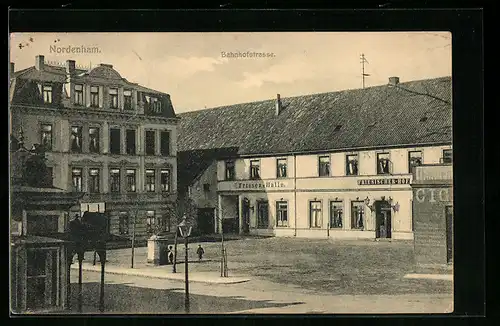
[178,76,452,157]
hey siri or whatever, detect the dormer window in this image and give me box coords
[42,85,52,104]
[109,88,118,109]
[90,86,99,107]
[124,90,133,110]
[146,95,162,114]
[74,84,84,105]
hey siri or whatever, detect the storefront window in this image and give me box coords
[309,201,322,228]
[330,201,343,228]
[276,201,288,227]
[351,201,365,229]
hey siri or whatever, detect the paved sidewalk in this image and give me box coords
[71,262,251,284]
[404,273,453,281]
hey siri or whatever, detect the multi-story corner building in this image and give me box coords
[9,55,179,241]
[178,76,452,240]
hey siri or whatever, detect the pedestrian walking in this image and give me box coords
[167,245,174,265]
[196,244,205,261]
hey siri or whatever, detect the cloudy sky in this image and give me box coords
[10,32,451,113]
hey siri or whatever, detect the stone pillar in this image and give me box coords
[102,122,109,154]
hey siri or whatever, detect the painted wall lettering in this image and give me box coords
[415,188,452,203]
[358,178,411,186]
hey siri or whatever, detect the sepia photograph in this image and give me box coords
[9,31,454,315]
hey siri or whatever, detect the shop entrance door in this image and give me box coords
[375,201,392,239]
[257,201,269,229]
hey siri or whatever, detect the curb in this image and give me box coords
[71,264,251,284]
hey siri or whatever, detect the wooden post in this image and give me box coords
[184,236,190,314]
[131,211,137,268]
[99,251,106,313]
[77,253,83,313]
[173,228,178,273]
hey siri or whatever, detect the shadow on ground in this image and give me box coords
[69,283,303,314]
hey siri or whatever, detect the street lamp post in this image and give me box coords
[178,217,192,314]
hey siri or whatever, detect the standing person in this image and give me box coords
[167,245,174,265]
[196,244,205,262]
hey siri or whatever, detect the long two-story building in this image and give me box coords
[9,55,179,241]
[178,76,452,240]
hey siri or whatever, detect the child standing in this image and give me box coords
[196,245,205,261]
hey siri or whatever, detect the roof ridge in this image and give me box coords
[178,75,452,116]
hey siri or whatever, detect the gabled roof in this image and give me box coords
[178,76,452,157]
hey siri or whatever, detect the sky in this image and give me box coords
[9,32,451,114]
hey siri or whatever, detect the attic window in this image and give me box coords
[334,125,342,131]
[419,116,428,122]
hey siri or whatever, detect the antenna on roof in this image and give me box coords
[360,53,371,88]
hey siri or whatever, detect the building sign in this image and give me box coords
[234,181,286,189]
[358,178,411,186]
[415,188,452,203]
[218,180,292,192]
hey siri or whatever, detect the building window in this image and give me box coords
[119,212,129,235]
[330,201,343,228]
[160,215,170,232]
[146,211,155,235]
[90,86,99,107]
[408,151,423,173]
[250,160,260,179]
[377,153,390,175]
[74,84,84,105]
[126,169,136,192]
[42,85,53,104]
[160,169,171,192]
[109,88,118,109]
[346,154,359,176]
[126,129,136,155]
[70,126,83,153]
[89,127,100,153]
[160,131,170,156]
[442,149,453,164]
[145,130,156,155]
[146,96,162,114]
[110,128,121,154]
[277,158,287,178]
[110,168,121,193]
[40,124,52,151]
[72,168,82,192]
[309,201,322,228]
[319,156,330,177]
[89,168,100,193]
[276,201,288,227]
[124,90,133,110]
[351,201,365,229]
[203,183,210,192]
[145,169,156,192]
[225,160,235,180]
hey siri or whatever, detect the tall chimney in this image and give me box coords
[35,55,45,70]
[66,60,76,74]
[275,94,282,116]
[10,62,14,77]
[389,76,400,86]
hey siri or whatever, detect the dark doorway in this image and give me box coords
[221,195,239,234]
[242,198,250,234]
[197,208,215,235]
[375,201,392,238]
[445,206,453,264]
[257,200,269,229]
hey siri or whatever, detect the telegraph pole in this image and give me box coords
[360,53,370,88]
